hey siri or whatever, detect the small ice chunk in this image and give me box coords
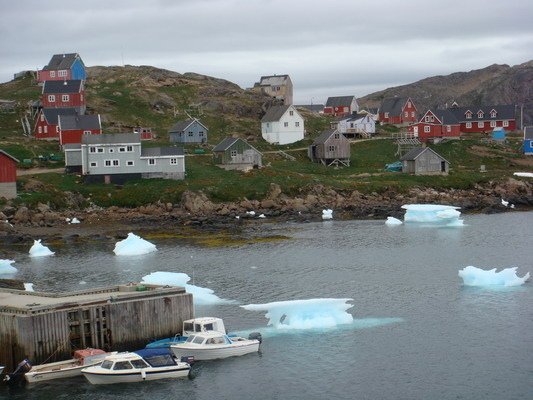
[0,259,17,275]
[385,217,403,225]
[113,233,157,256]
[513,172,533,178]
[235,216,240,219]
[141,271,233,305]
[24,283,34,292]
[79,280,87,285]
[458,266,530,287]
[258,214,266,219]
[70,217,80,224]
[501,199,509,207]
[29,239,55,257]
[246,211,256,216]
[510,204,515,209]
[65,217,71,222]
[322,209,333,220]
[402,204,463,226]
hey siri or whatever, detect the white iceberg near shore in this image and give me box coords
[113,233,157,256]
[141,271,232,305]
[458,266,530,287]
[24,283,34,292]
[242,298,354,330]
[385,216,403,225]
[0,259,17,275]
[513,172,533,178]
[402,204,463,226]
[70,217,80,224]
[322,209,333,220]
[29,239,55,257]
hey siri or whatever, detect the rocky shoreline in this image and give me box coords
[1,178,532,243]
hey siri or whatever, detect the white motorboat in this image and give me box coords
[24,348,111,383]
[81,348,190,385]
[170,331,262,361]
[146,317,228,348]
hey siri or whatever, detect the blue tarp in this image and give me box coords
[134,347,173,358]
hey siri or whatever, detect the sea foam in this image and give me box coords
[458,266,530,287]
[114,233,157,256]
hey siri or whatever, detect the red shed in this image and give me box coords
[59,114,102,146]
[0,149,19,199]
[379,97,418,125]
[34,108,78,140]
[408,109,461,142]
[41,80,86,114]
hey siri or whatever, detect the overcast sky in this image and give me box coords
[1,0,532,104]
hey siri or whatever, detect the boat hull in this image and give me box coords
[25,363,88,383]
[171,341,259,360]
[82,365,190,385]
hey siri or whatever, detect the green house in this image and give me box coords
[212,137,262,171]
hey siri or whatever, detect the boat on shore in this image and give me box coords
[24,348,112,383]
[170,331,261,361]
[146,317,228,348]
[82,348,191,385]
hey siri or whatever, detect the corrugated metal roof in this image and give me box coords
[59,115,100,130]
[261,105,292,122]
[141,146,184,157]
[325,96,355,108]
[43,80,83,94]
[42,53,81,71]
[82,132,140,144]
[42,107,78,125]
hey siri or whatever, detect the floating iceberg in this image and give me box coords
[402,204,463,226]
[29,239,55,257]
[246,211,256,216]
[385,216,403,225]
[141,271,233,305]
[113,233,157,256]
[513,172,533,178]
[458,266,530,287]
[0,259,17,275]
[24,283,34,292]
[241,298,354,330]
[258,214,266,219]
[322,209,333,220]
[70,217,80,224]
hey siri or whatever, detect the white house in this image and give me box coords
[332,113,375,138]
[261,105,304,145]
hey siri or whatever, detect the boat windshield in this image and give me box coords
[144,354,176,367]
[204,323,214,331]
[130,359,149,369]
[192,336,205,344]
[205,336,227,345]
[101,360,113,369]
[183,322,194,332]
[113,361,133,370]
[186,335,196,343]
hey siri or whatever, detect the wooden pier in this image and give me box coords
[0,283,193,372]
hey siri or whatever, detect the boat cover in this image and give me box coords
[134,348,176,367]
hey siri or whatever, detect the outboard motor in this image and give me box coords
[4,359,31,386]
[248,332,262,344]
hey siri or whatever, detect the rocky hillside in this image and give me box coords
[358,61,533,126]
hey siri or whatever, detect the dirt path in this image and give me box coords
[17,167,64,176]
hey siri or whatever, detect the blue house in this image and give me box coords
[524,126,533,155]
[491,127,507,142]
[168,118,208,144]
[38,53,86,82]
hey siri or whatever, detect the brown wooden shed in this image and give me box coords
[308,129,351,166]
[400,147,449,175]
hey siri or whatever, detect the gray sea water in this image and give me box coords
[1,211,532,400]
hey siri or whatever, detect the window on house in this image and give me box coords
[295,122,300,127]
[188,131,194,136]
[407,101,411,108]
[56,126,59,132]
[411,111,415,117]
[490,111,497,118]
[40,114,44,122]
[62,95,69,102]
[284,122,289,127]
[289,111,294,116]
[127,161,134,166]
[50,71,56,78]
[90,161,97,167]
[112,160,119,166]
[466,122,472,129]
[266,123,270,128]
[334,133,340,139]
[43,126,47,133]
[230,150,237,157]
[126,146,133,152]
[405,112,408,118]
[384,112,389,118]
[109,148,114,153]
[503,120,509,127]
[119,147,126,152]
[38,126,42,134]
[170,158,177,165]
[58,70,67,77]
[199,131,204,137]
[490,121,496,128]
[48,95,55,102]
[90,147,96,153]
[425,116,430,122]
[477,111,484,118]
[424,126,431,133]
[446,125,451,132]
[80,94,83,101]
[478,122,484,128]
[97,148,104,153]
[148,159,156,165]
[83,130,91,135]
[105,160,111,167]
[465,112,472,119]
[328,145,336,152]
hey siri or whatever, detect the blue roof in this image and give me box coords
[134,347,173,358]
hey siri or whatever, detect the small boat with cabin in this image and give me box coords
[170,331,262,361]
[81,348,191,385]
[24,348,112,383]
[146,317,228,349]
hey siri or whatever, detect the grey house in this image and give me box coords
[212,137,262,171]
[308,129,351,166]
[169,118,208,144]
[64,132,185,183]
[400,147,449,175]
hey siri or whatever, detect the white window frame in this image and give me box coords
[38,126,42,134]
[384,112,389,118]
[90,147,96,153]
[90,161,97,167]
[109,148,114,153]
[83,130,91,135]
[478,122,484,128]
[465,112,472,119]
[126,145,133,152]
[97,148,104,153]
[105,160,112,167]
[62,94,69,102]
[284,122,289,127]
[58,70,67,77]
[112,160,119,167]
[188,131,194,137]
[43,126,48,133]
[289,110,294,116]
[230,150,237,157]
[40,114,44,122]
[466,122,472,129]
[148,158,156,165]
[490,121,496,128]
[407,101,411,108]
[127,160,134,166]
[446,125,451,132]
[411,111,415,117]
[404,112,408,118]
[50,71,56,78]
[119,147,126,152]
[425,116,430,122]
[424,126,431,133]
[170,158,177,165]
[503,120,509,127]
[48,95,55,102]
[477,111,484,119]
[295,121,300,127]
[490,111,497,118]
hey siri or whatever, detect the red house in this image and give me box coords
[58,115,102,146]
[34,108,78,140]
[447,105,516,133]
[133,127,155,140]
[379,97,418,125]
[323,96,359,117]
[408,109,461,142]
[0,149,19,199]
[41,80,86,114]
[37,53,87,83]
